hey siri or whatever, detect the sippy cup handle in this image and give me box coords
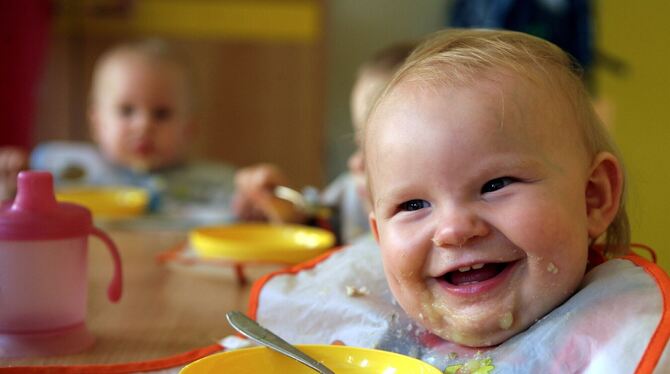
[90,227,123,302]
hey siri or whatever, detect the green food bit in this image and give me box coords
[445,357,494,374]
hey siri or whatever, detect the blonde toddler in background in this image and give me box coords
[233,43,415,244]
[0,39,234,222]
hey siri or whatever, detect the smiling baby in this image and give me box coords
[250,29,670,373]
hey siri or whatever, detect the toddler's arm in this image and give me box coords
[232,163,306,224]
[0,146,28,200]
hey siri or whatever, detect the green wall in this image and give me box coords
[596,1,670,269]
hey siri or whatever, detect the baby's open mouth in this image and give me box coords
[443,262,509,286]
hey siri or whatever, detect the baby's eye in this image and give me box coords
[118,104,135,118]
[481,177,517,194]
[399,199,430,212]
[153,107,173,122]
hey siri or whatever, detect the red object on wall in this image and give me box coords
[0,1,52,149]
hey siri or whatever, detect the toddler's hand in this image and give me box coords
[0,147,28,200]
[232,163,305,224]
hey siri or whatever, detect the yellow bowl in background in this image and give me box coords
[189,223,335,264]
[56,186,149,219]
[180,345,441,374]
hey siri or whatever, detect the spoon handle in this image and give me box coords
[274,185,308,209]
[226,311,335,374]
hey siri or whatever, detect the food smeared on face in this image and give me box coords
[368,71,593,347]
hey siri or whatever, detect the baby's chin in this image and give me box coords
[417,310,529,348]
[437,325,521,348]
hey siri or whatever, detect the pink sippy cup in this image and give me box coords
[0,171,123,357]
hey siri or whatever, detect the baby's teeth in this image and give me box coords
[457,263,485,272]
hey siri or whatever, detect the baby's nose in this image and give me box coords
[432,208,489,248]
[131,112,154,133]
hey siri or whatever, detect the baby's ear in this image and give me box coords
[585,152,623,238]
[369,212,381,244]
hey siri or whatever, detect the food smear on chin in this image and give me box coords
[498,311,513,330]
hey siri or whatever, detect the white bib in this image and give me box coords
[252,237,670,373]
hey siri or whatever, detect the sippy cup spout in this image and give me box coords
[11,171,58,213]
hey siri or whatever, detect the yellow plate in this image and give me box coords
[189,223,335,264]
[180,345,441,373]
[56,186,149,219]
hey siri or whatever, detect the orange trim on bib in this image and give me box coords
[247,247,343,320]
[631,243,658,264]
[624,254,670,374]
[0,344,222,373]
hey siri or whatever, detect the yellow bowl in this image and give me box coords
[189,223,335,264]
[56,186,149,219]
[181,345,441,374]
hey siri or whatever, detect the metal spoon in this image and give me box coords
[273,185,331,219]
[273,185,308,210]
[226,311,335,374]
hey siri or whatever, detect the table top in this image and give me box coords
[0,228,253,367]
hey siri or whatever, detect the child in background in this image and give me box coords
[233,42,415,244]
[0,39,234,221]
[250,30,670,372]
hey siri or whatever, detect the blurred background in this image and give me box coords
[1,0,668,269]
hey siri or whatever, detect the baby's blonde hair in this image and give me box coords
[90,38,195,116]
[368,29,629,256]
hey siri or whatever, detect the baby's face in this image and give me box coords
[91,55,191,171]
[367,72,593,347]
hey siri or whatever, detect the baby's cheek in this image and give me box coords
[381,233,425,280]
[381,249,411,289]
[504,203,570,255]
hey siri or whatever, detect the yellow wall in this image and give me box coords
[596,1,670,269]
[57,0,320,42]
